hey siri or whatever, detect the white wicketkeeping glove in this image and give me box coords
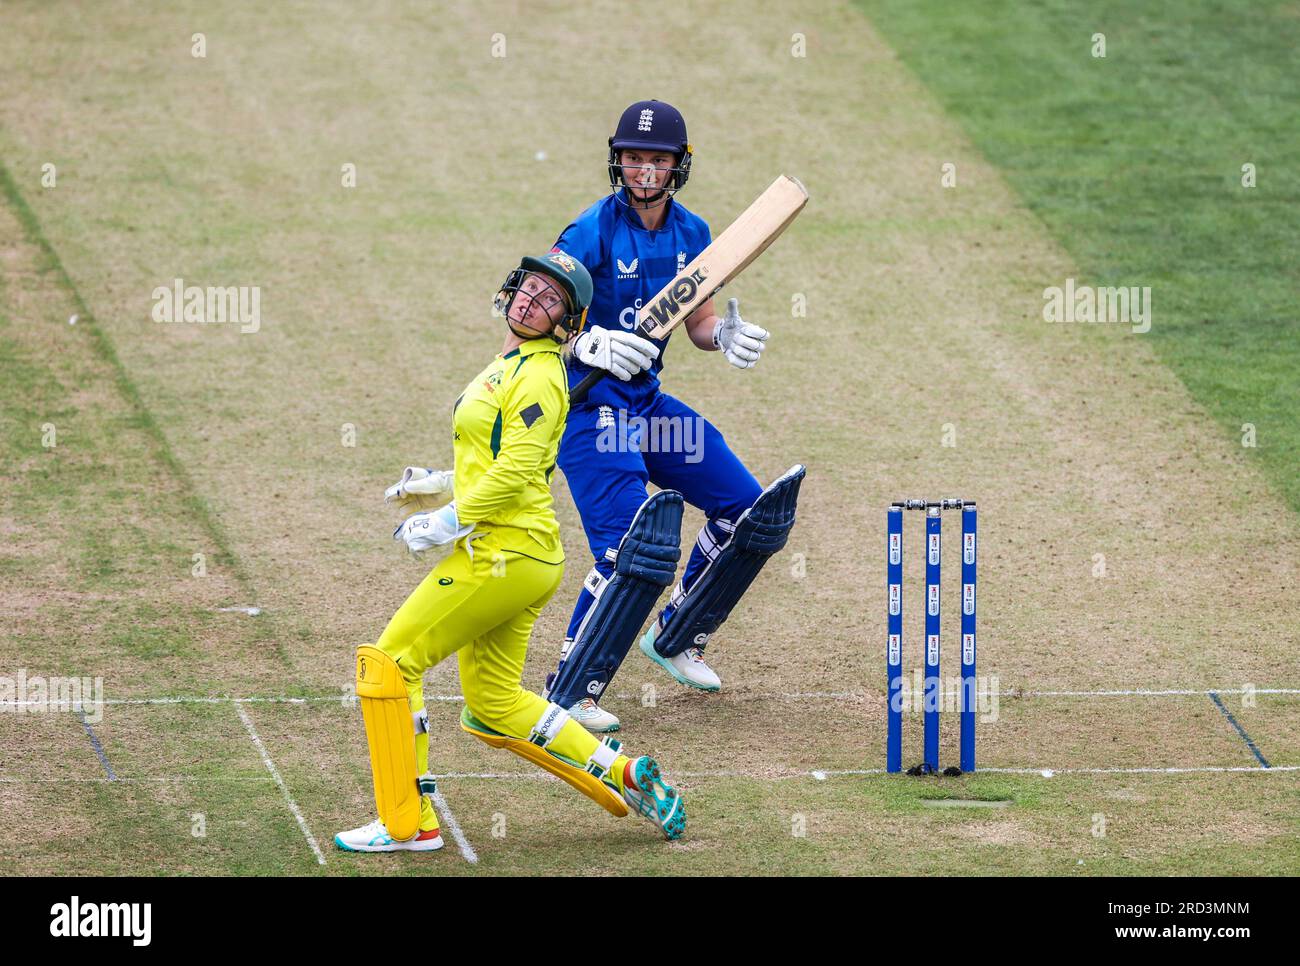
[712,298,769,369]
[393,503,473,556]
[385,466,454,516]
[572,325,660,381]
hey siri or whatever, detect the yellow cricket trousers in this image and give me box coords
[372,532,603,828]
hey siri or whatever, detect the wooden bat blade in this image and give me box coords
[636,174,808,339]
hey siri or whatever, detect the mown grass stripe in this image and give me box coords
[858,0,1300,514]
[0,159,257,600]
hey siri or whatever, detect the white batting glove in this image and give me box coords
[393,503,473,556]
[713,298,768,369]
[573,325,660,381]
[385,466,454,515]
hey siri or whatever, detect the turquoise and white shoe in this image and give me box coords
[334,819,444,853]
[621,756,686,840]
[640,625,722,692]
[567,697,620,733]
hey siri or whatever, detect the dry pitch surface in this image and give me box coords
[0,1,1296,875]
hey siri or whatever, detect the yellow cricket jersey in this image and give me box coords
[452,337,569,564]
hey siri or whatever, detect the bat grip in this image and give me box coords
[568,367,607,404]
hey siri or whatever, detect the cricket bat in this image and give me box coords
[569,174,808,403]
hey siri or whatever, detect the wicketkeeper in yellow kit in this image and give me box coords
[335,252,686,853]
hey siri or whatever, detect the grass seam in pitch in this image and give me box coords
[0,158,269,619]
[1207,691,1272,768]
[76,709,118,781]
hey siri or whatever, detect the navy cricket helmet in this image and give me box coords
[607,99,693,200]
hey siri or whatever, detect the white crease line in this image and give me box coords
[1018,688,1300,697]
[1,697,333,707]
[431,770,857,781]
[236,705,326,866]
[434,764,1295,780]
[4,764,1293,786]
[0,695,458,708]
[0,776,273,783]
[430,791,478,864]
[981,766,1300,775]
[2,687,1297,709]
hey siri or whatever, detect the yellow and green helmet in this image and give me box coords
[495,250,593,342]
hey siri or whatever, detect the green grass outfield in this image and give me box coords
[862,0,1300,511]
[1,1,1297,875]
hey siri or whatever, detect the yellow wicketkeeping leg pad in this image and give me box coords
[460,708,628,818]
[356,645,421,841]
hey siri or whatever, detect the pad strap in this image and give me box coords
[584,736,623,779]
[527,703,571,748]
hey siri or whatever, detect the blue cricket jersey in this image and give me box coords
[552,190,711,407]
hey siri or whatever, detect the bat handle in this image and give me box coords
[569,367,607,404]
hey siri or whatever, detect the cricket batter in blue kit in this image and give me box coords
[544,100,805,733]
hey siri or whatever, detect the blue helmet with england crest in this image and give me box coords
[607,99,693,203]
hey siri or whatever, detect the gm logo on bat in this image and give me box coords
[644,267,710,329]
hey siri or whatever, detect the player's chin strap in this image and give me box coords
[626,187,667,208]
[544,490,684,708]
[650,464,806,659]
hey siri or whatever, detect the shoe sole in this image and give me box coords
[633,757,686,840]
[639,630,721,692]
[334,834,444,853]
[576,718,621,734]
